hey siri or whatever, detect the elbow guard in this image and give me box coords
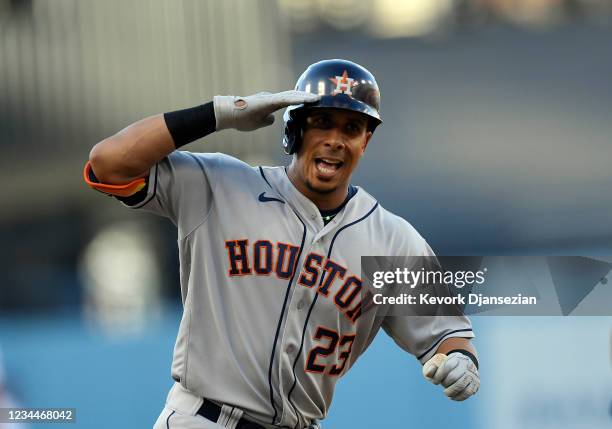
[83,161,146,197]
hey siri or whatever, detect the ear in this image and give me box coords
[361,131,373,155]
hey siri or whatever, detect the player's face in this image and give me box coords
[288,109,372,204]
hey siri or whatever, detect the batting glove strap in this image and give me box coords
[445,348,479,370]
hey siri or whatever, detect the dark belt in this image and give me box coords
[197,398,266,429]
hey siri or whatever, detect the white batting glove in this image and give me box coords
[422,353,480,401]
[307,419,321,429]
[213,90,320,131]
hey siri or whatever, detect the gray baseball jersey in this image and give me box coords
[120,150,474,428]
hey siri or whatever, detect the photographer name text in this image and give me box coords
[372,293,537,307]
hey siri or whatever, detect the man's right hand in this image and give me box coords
[213,90,320,132]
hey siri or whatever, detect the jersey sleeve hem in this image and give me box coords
[417,328,475,364]
[118,163,159,209]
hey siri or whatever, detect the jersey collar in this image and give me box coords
[260,166,378,235]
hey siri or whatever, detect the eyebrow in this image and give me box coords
[346,117,367,127]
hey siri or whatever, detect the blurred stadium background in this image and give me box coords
[0,0,611,427]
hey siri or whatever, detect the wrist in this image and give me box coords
[213,95,244,130]
[446,349,479,370]
[163,101,216,148]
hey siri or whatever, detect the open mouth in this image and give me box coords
[314,157,344,178]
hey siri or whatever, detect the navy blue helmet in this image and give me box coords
[282,59,382,155]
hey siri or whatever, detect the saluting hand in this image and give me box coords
[213,90,320,132]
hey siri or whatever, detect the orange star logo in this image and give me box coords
[329,70,356,96]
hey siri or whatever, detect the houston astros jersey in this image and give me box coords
[119,150,474,428]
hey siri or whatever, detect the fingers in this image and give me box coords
[449,388,473,402]
[423,353,480,401]
[422,363,437,380]
[445,376,480,401]
[442,357,480,400]
[214,90,319,132]
[434,353,476,386]
[440,362,467,388]
[443,373,472,397]
[266,90,320,108]
[422,353,447,382]
[445,380,472,401]
[431,354,459,385]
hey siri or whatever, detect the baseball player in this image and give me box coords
[84,59,480,429]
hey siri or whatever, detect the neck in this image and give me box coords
[287,165,349,211]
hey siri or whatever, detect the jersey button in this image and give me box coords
[286,345,295,354]
[297,300,305,310]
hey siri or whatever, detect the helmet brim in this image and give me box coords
[288,94,382,126]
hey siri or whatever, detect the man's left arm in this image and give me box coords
[383,226,480,401]
[422,337,480,401]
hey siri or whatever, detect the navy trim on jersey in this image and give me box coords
[258,166,273,189]
[286,202,379,427]
[318,184,358,218]
[166,410,175,428]
[416,328,474,361]
[327,201,377,253]
[116,163,158,207]
[260,167,308,424]
[140,164,159,207]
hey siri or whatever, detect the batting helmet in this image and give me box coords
[282,59,382,155]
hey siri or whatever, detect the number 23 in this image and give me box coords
[305,326,355,376]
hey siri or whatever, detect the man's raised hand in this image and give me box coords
[213,90,320,131]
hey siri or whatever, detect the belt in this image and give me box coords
[197,398,265,429]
